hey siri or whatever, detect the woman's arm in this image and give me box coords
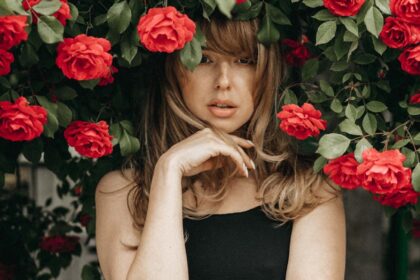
[285,185,346,280]
[95,158,188,280]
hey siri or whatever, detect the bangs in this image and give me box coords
[199,18,259,60]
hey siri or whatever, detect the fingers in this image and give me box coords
[213,144,250,177]
[230,134,255,149]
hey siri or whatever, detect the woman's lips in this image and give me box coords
[208,105,238,118]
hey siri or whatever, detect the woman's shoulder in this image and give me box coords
[96,168,137,194]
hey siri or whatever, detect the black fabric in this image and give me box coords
[183,205,292,280]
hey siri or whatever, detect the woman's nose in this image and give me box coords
[215,63,231,90]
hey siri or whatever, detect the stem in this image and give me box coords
[404,125,420,164]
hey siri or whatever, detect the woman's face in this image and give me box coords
[178,49,257,134]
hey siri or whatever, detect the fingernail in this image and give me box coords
[242,163,248,177]
[251,160,256,170]
[247,140,254,146]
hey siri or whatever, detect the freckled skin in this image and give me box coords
[178,50,257,134]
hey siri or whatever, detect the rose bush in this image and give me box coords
[0,0,419,279]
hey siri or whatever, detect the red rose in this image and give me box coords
[0,49,14,76]
[137,6,196,53]
[372,186,419,208]
[64,120,113,158]
[379,17,420,49]
[0,15,28,50]
[390,0,420,25]
[398,45,420,75]
[276,103,327,140]
[282,38,311,67]
[56,34,113,81]
[39,235,80,254]
[323,0,366,16]
[98,65,118,86]
[23,0,71,26]
[409,92,420,104]
[356,148,412,195]
[323,153,362,190]
[236,0,247,3]
[0,96,47,141]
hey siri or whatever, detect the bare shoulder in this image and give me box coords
[96,168,137,194]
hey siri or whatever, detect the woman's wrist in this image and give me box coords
[155,153,183,181]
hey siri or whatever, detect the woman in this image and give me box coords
[95,14,346,280]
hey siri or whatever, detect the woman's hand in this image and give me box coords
[159,128,256,178]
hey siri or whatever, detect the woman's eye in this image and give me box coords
[237,58,255,65]
[200,55,212,64]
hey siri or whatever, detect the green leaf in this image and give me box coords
[215,0,236,18]
[257,14,280,45]
[37,15,64,44]
[302,0,324,8]
[401,147,416,168]
[316,21,337,45]
[366,101,387,112]
[362,113,377,135]
[408,106,420,116]
[107,1,132,34]
[233,1,263,20]
[412,163,420,192]
[120,37,138,64]
[312,10,336,21]
[375,0,391,15]
[180,36,202,71]
[354,138,372,162]
[339,119,363,136]
[36,95,58,115]
[282,88,297,105]
[353,53,376,65]
[43,111,59,138]
[391,139,411,149]
[313,156,328,173]
[347,41,359,61]
[79,79,100,90]
[356,106,365,119]
[339,17,358,37]
[68,2,78,22]
[316,133,351,159]
[119,130,140,156]
[301,58,319,81]
[110,123,123,145]
[345,104,358,122]
[364,6,383,38]
[319,80,334,97]
[57,102,73,127]
[32,0,61,16]
[201,0,217,20]
[19,43,39,68]
[330,60,349,72]
[330,98,343,113]
[371,36,387,55]
[22,138,44,164]
[55,86,77,100]
[0,0,27,15]
[266,3,291,25]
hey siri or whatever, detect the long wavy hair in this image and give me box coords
[121,15,341,233]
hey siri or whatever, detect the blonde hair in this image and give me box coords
[121,15,340,231]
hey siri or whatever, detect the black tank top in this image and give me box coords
[183,205,293,280]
